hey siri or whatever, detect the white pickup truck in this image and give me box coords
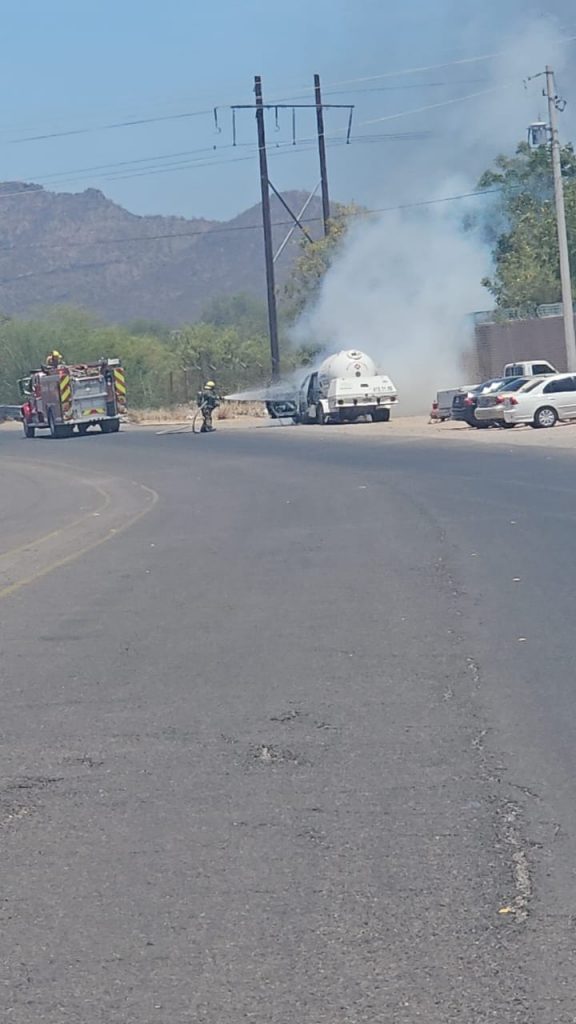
[503,359,556,377]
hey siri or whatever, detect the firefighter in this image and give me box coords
[197,380,219,433]
[45,350,64,370]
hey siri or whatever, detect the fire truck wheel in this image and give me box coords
[48,410,72,439]
[23,421,35,438]
[101,418,120,434]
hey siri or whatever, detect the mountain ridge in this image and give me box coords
[0,183,325,324]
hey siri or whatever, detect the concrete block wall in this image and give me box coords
[474,316,574,379]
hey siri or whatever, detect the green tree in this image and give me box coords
[200,293,268,339]
[284,204,363,319]
[0,300,321,409]
[0,307,178,407]
[479,141,576,307]
[173,321,276,395]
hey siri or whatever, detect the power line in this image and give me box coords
[0,130,430,198]
[277,35,576,97]
[0,76,509,198]
[5,107,216,145]
[357,82,513,128]
[6,34,576,147]
[321,79,490,96]
[27,143,247,181]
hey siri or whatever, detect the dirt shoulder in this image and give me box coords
[6,412,576,451]
[210,412,576,450]
[201,412,576,450]
[383,415,576,450]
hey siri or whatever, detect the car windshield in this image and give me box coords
[498,377,529,392]
[478,379,506,393]
[519,378,545,392]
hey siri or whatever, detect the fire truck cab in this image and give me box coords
[19,359,126,438]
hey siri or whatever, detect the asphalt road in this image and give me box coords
[1,423,576,1023]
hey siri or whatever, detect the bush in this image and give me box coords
[0,302,317,408]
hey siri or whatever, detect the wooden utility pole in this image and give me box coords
[230,82,353,377]
[315,74,330,236]
[255,76,280,381]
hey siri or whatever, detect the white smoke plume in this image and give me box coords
[294,18,575,414]
[296,201,490,414]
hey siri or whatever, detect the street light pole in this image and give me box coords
[545,66,576,371]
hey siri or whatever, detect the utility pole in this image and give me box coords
[254,76,280,381]
[545,66,576,371]
[314,74,330,236]
[229,86,353,377]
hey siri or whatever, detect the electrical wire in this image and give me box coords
[0,75,513,199]
[357,82,512,128]
[273,33,576,98]
[0,130,430,197]
[4,107,216,145]
[320,79,490,96]
[6,34,575,145]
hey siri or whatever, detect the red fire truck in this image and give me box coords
[19,359,127,438]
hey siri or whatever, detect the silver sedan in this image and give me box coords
[474,377,534,426]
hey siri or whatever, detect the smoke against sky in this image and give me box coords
[296,201,490,413]
[295,17,575,411]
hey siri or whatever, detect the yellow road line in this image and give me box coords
[0,478,111,563]
[0,484,158,602]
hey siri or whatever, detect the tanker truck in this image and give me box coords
[295,349,398,424]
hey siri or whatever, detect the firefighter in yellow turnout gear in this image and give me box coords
[197,380,219,433]
[45,350,64,371]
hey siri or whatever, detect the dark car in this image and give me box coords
[451,378,521,428]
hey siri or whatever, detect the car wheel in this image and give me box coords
[534,406,558,429]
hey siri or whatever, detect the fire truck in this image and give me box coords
[19,359,127,438]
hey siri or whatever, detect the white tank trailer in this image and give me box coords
[297,349,398,424]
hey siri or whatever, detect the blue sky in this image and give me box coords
[1,0,574,220]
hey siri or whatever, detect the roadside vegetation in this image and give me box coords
[478,141,576,309]
[0,297,319,407]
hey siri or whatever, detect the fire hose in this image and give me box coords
[155,401,210,436]
[192,401,208,434]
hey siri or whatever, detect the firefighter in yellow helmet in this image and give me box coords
[197,380,219,433]
[45,350,64,371]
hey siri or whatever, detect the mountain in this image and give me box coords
[0,183,325,324]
